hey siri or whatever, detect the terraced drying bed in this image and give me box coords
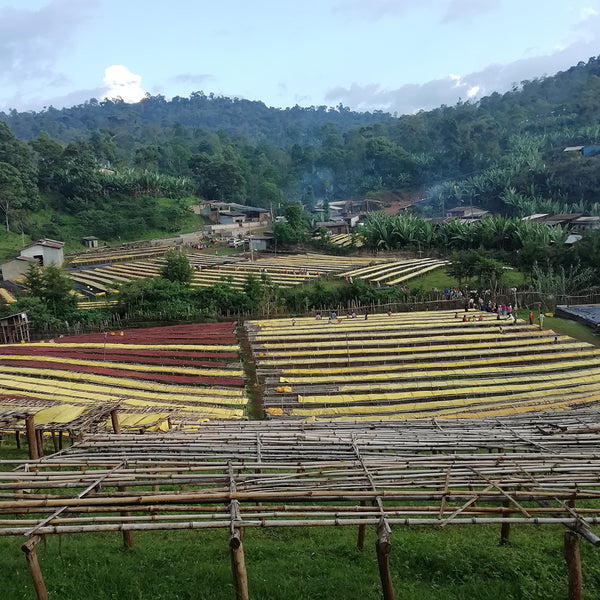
[248,309,600,420]
[0,322,248,429]
[68,252,394,294]
[338,257,448,286]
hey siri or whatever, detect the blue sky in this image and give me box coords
[1,0,599,115]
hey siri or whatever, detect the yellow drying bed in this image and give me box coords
[0,374,245,409]
[278,349,600,377]
[0,367,245,404]
[77,300,118,310]
[0,403,167,432]
[108,411,171,432]
[257,334,569,354]
[251,314,504,334]
[297,369,600,404]
[368,260,446,282]
[290,383,600,418]
[257,342,591,366]
[314,390,600,421]
[1,383,245,419]
[252,308,600,421]
[260,329,557,349]
[0,287,17,303]
[68,246,172,266]
[279,356,600,384]
[369,262,447,284]
[337,258,442,278]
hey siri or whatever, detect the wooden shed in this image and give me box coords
[0,312,30,344]
[82,236,100,248]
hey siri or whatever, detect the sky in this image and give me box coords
[1,0,600,116]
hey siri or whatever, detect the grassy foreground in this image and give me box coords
[2,443,599,599]
[1,523,599,599]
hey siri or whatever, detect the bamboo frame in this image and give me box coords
[3,412,600,599]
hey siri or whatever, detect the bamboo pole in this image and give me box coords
[25,415,38,461]
[376,518,394,600]
[21,535,48,600]
[564,531,583,600]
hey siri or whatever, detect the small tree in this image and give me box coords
[24,263,44,298]
[25,264,77,319]
[161,249,193,285]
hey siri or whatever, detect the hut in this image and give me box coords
[0,312,30,344]
[20,239,64,267]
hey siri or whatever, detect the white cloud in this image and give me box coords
[326,9,600,115]
[580,6,598,21]
[102,65,146,103]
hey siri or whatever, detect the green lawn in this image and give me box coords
[0,521,596,599]
[413,268,526,292]
[517,311,600,347]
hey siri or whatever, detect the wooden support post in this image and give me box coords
[21,535,48,600]
[230,530,249,600]
[357,500,367,550]
[15,429,20,449]
[118,485,134,548]
[376,519,395,600]
[35,429,44,458]
[564,531,583,600]
[25,415,38,460]
[58,431,63,450]
[110,410,121,434]
[500,499,511,546]
[122,525,134,548]
[51,431,59,453]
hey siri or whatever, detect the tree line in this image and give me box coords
[0,56,599,247]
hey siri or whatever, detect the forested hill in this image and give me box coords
[1,56,600,251]
[0,94,391,147]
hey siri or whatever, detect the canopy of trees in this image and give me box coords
[1,56,600,246]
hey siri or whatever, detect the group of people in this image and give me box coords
[312,310,375,324]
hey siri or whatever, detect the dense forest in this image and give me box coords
[1,55,600,248]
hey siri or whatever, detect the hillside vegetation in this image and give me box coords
[0,56,599,253]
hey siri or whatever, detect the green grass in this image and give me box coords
[1,441,598,599]
[413,268,527,292]
[524,313,600,347]
[1,523,598,599]
[411,268,459,290]
[0,230,31,262]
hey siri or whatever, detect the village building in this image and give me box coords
[248,235,275,252]
[446,206,490,220]
[82,236,100,248]
[195,202,270,225]
[0,256,39,281]
[20,239,64,267]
